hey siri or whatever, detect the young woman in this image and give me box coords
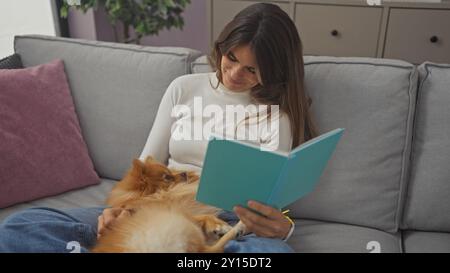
[0,3,317,253]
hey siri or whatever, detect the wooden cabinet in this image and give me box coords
[208,0,450,64]
[384,8,450,64]
[295,4,382,57]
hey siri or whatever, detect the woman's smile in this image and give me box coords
[221,44,261,92]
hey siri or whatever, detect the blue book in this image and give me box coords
[196,128,345,211]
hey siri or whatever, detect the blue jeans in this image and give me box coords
[0,207,294,253]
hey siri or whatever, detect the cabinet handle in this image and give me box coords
[430,36,439,43]
[331,30,339,37]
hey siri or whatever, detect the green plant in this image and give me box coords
[61,0,191,44]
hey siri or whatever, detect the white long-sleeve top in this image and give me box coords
[139,72,293,174]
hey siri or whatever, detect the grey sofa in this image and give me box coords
[1,35,449,253]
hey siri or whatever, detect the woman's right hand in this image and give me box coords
[97,207,131,239]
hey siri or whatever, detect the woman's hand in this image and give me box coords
[233,200,292,239]
[97,207,131,239]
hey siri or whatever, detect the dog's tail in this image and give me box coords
[202,221,246,253]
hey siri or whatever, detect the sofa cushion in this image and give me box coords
[402,230,450,253]
[191,56,213,74]
[402,63,450,232]
[0,53,24,69]
[0,178,116,223]
[14,35,202,180]
[289,57,417,233]
[0,59,100,208]
[289,219,402,253]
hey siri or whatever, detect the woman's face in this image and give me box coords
[221,44,261,92]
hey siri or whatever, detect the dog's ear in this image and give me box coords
[144,156,157,165]
[131,159,145,177]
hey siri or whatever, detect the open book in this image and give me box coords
[195,128,345,211]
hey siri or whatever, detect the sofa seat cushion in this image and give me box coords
[403,230,450,253]
[0,178,116,223]
[289,219,402,253]
[402,63,450,232]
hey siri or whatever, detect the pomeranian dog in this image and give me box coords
[91,156,245,253]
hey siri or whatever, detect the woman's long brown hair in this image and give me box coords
[209,3,318,148]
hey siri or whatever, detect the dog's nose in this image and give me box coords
[180,172,188,181]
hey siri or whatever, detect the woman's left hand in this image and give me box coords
[233,200,292,239]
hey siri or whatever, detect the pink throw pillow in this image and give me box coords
[0,59,100,208]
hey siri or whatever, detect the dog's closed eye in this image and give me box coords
[179,172,187,181]
[162,173,174,182]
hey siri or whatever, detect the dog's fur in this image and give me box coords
[91,156,245,253]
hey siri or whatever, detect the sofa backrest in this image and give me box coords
[191,56,212,74]
[14,35,202,180]
[402,63,450,233]
[192,55,418,233]
[294,56,418,233]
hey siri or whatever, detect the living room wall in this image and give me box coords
[0,0,58,57]
[67,0,210,54]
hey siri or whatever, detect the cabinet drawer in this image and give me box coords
[211,0,290,43]
[294,4,382,57]
[384,8,450,64]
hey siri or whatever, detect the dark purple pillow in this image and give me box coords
[0,53,24,69]
[0,59,100,208]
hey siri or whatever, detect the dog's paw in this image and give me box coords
[234,221,247,239]
[196,215,232,239]
[213,223,232,237]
